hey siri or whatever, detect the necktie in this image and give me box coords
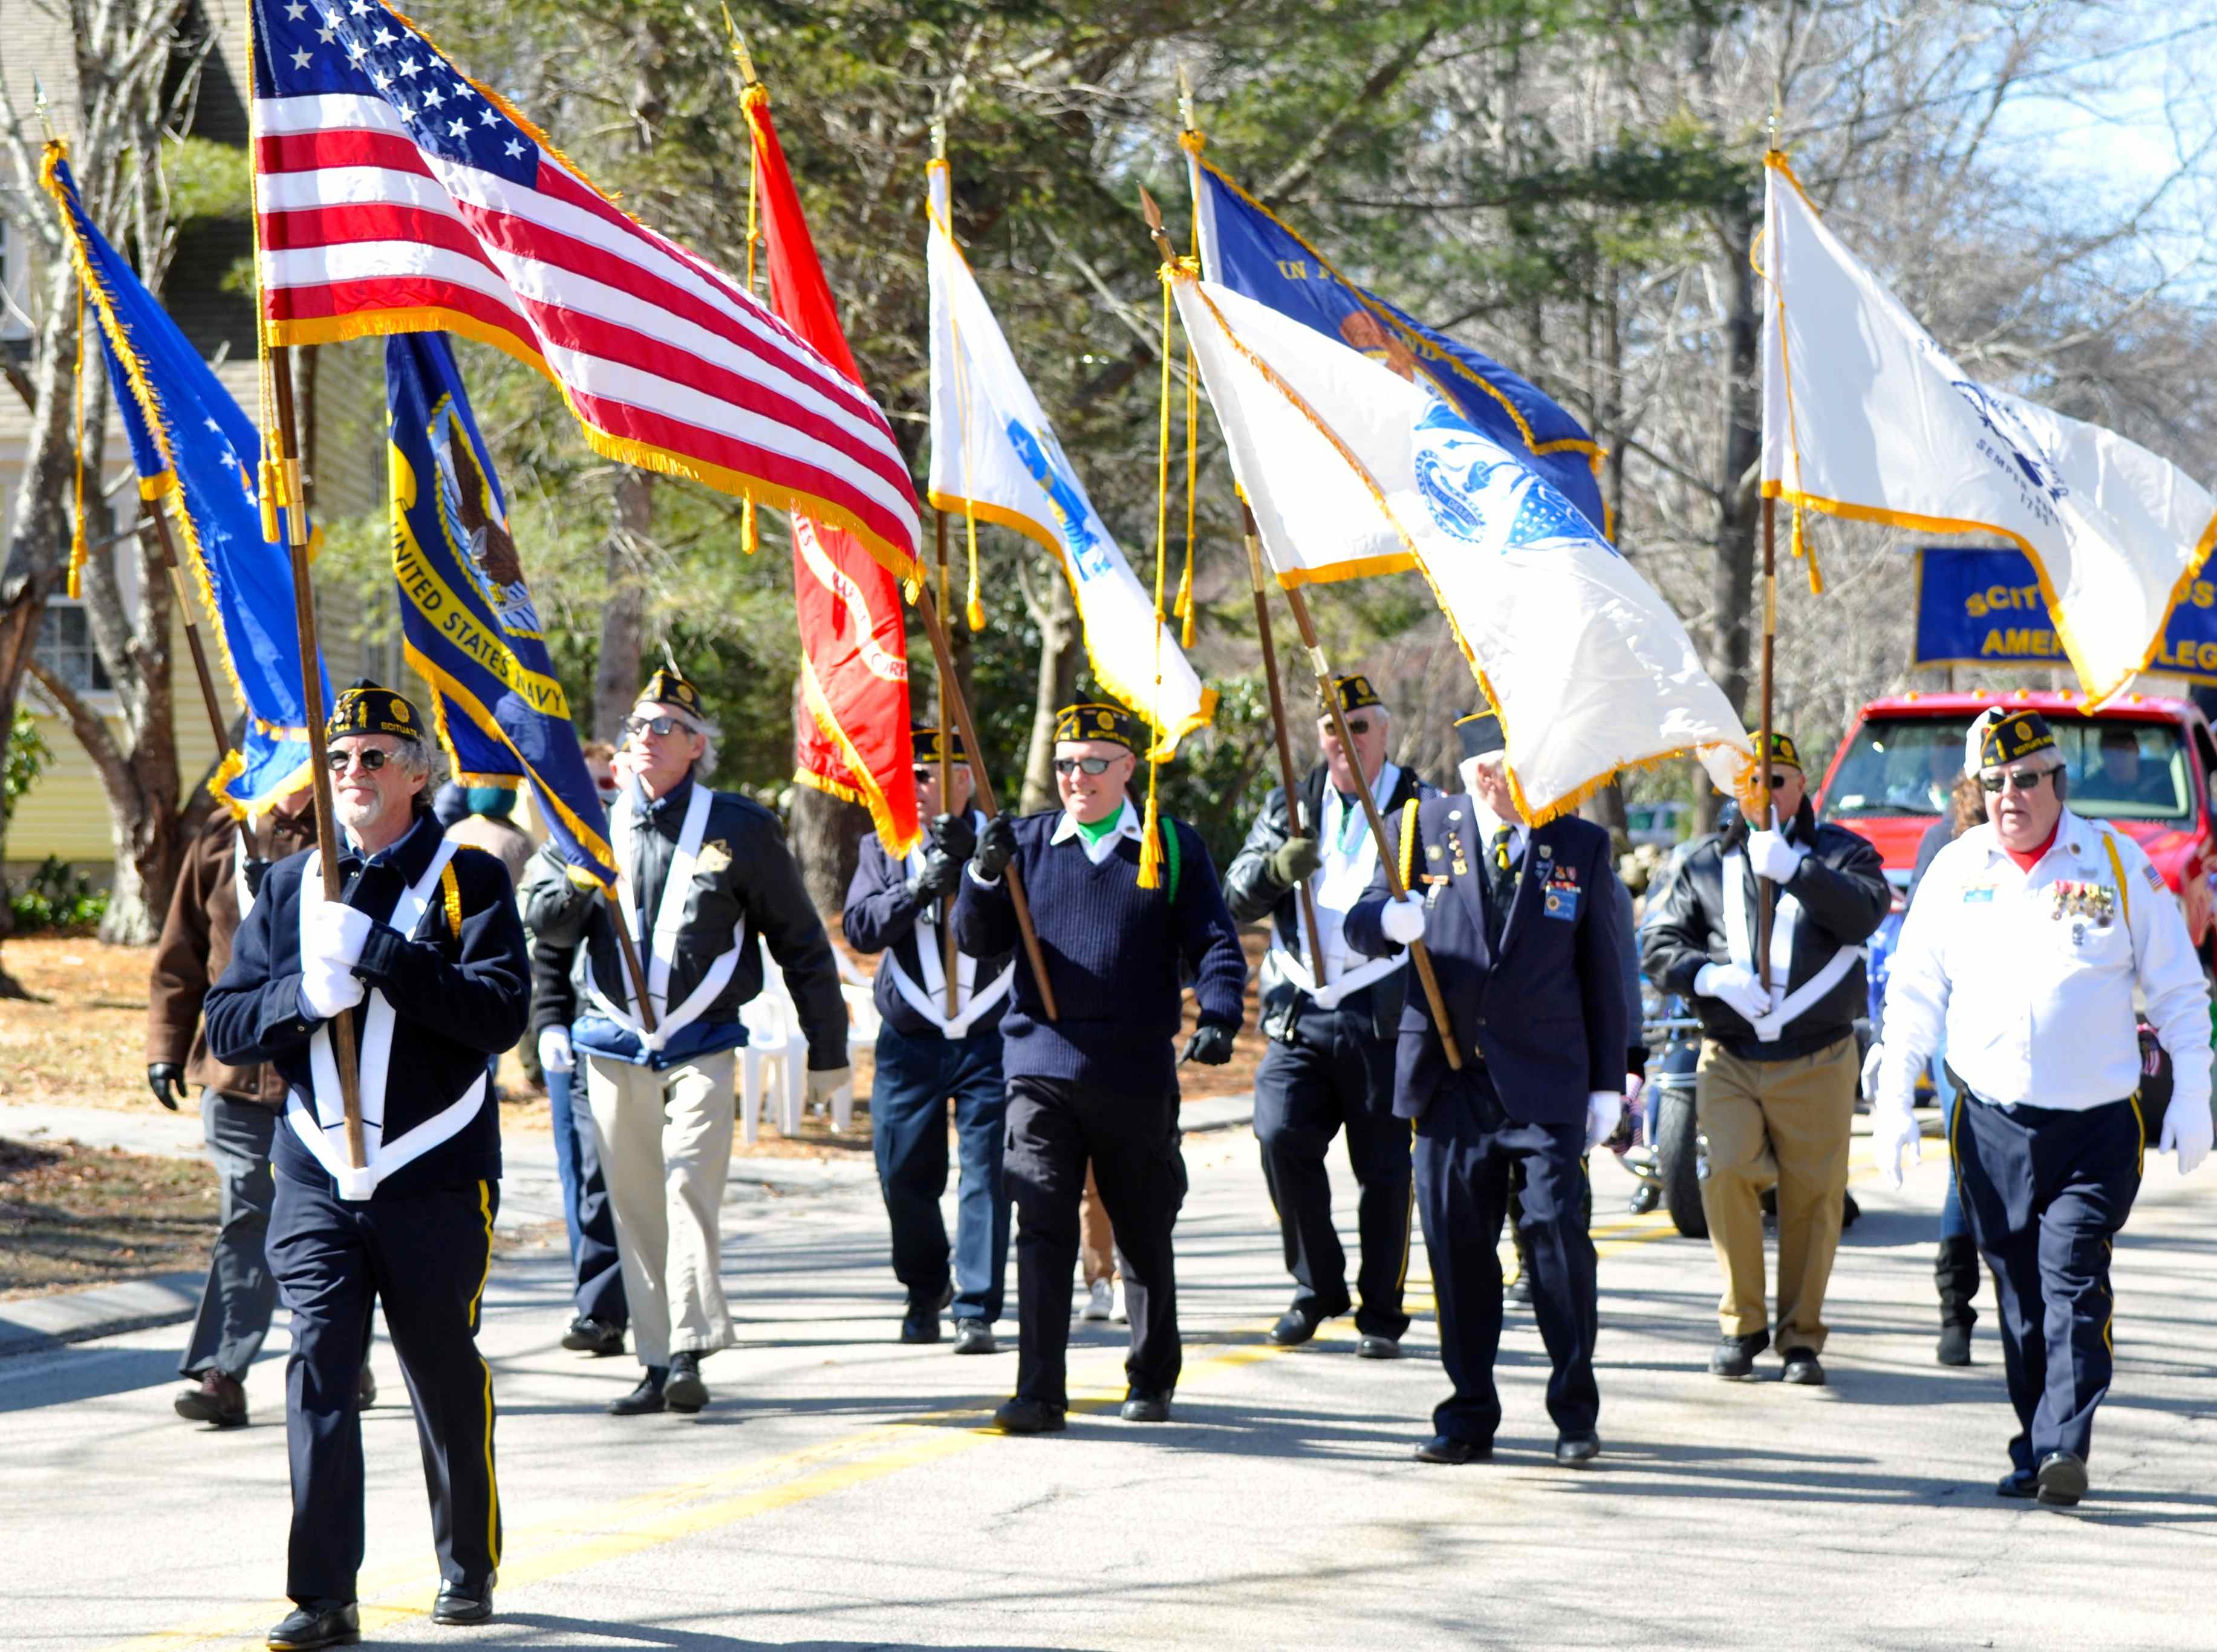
[1488,825,1518,932]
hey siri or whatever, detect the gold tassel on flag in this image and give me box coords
[963,501,985,631]
[741,490,758,554]
[68,273,88,597]
[1174,337,1198,648]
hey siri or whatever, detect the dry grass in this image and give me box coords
[0,1137,219,1298]
[0,938,154,1112]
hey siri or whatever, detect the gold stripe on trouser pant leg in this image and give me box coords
[472,1179,500,1567]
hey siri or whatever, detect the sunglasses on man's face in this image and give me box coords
[623,715,690,739]
[326,747,395,775]
[1053,756,1115,777]
[1981,766,2056,795]
[1762,770,1797,790]
[1324,716,1376,739]
[913,766,967,787]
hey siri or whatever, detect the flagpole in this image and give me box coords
[1242,505,1325,981]
[934,509,960,1017]
[607,889,658,1036]
[139,515,230,758]
[911,581,1060,1021]
[1756,494,1777,989]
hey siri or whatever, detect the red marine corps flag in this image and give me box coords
[741,78,922,854]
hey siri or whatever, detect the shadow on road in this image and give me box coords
[493,1612,1102,1651]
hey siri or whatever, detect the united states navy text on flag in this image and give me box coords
[249,0,922,579]
[44,143,325,813]
[388,333,617,886]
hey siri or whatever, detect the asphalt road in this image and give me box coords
[5,1120,2213,1652]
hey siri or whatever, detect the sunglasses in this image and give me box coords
[325,747,396,774]
[1981,766,2056,795]
[913,765,969,785]
[1053,757,1116,777]
[623,715,691,739]
[1327,716,1376,738]
[1760,770,1797,790]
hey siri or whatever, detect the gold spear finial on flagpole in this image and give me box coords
[720,2,758,85]
[931,118,946,161]
[1176,61,1196,135]
[1138,184,1177,264]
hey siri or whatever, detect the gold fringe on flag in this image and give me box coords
[1137,274,1176,889]
[1174,337,1197,647]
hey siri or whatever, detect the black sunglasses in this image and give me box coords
[326,747,395,774]
[623,715,691,738]
[913,765,968,785]
[1981,766,2056,795]
[1053,757,1115,777]
[1327,716,1376,737]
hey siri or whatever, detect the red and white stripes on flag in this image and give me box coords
[250,1,920,576]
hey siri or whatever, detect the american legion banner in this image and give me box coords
[1916,546,2217,684]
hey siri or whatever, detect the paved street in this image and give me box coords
[5,1120,2213,1651]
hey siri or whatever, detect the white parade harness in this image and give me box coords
[585,783,749,1053]
[1268,771,1407,1010]
[881,812,1011,1038]
[1721,845,1866,1044]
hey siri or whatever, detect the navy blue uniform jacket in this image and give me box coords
[842,827,1012,1040]
[1344,798,1627,1124]
[205,810,532,1196]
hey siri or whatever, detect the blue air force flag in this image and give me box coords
[386,334,617,886]
[43,143,324,812]
[1174,272,1751,819]
[1186,139,1609,555]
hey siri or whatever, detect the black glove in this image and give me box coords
[146,1062,187,1111]
[974,815,1018,881]
[1266,836,1321,887]
[932,811,977,862]
[241,857,272,900]
[1180,1023,1238,1066]
[906,849,963,902]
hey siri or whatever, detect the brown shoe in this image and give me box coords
[175,1370,249,1428]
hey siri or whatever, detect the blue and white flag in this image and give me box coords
[386,333,617,886]
[44,143,323,812]
[1174,272,1750,819]
[1187,141,1609,555]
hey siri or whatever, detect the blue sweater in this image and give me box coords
[951,811,1246,1099]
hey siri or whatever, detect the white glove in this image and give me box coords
[1747,825,1807,884]
[538,1026,576,1074]
[303,901,373,969]
[2158,1094,2213,1176]
[1860,1041,1885,1102]
[1584,1090,1624,1152]
[806,1064,853,1104]
[1694,961,1772,1023]
[1379,894,1427,945]
[1870,1102,1923,1192]
[299,954,365,1021]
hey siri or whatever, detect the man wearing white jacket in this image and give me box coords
[1875,710,2212,1509]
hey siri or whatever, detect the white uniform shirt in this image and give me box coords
[1880,811,2210,1115]
[1050,798,1142,865]
[1309,762,1401,980]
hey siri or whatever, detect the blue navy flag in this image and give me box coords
[42,143,325,813]
[386,333,617,886]
[1186,139,1609,545]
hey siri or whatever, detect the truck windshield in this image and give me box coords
[1823,717,2193,824]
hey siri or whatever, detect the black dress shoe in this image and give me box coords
[992,1397,1066,1434]
[431,1581,493,1625]
[951,1319,995,1355]
[1936,1321,1973,1367]
[1355,1334,1403,1361]
[2036,1451,2088,1507]
[1627,1183,1661,1216]
[608,1370,666,1416]
[1119,1390,1172,1423]
[664,1351,708,1413]
[176,1370,249,1429]
[901,1299,944,1344]
[1413,1434,1490,1465]
[562,1316,626,1357]
[1269,1306,1326,1346]
[1708,1332,1769,1380]
[1555,1433,1602,1468]
[267,1602,359,1649]
[1780,1348,1826,1386]
[1995,1466,2038,1499]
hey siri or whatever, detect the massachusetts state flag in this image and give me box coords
[44,143,325,813]
[387,332,618,886]
[249,0,920,576]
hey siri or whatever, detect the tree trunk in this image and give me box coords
[1580,782,1629,854]
[786,680,870,917]
[1701,185,1764,830]
[594,470,651,742]
[1018,560,1082,815]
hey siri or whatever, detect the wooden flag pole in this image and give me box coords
[911,580,1059,1021]
[139,515,230,758]
[1280,585,1464,1072]
[1242,505,1326,982]
[934,510,960,1016]
[266,346,367,1169]
[606,888,658,1036]
[1755,494,1778,990]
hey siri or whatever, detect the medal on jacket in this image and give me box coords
[1445,827,1469,877]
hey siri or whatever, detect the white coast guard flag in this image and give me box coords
[1761,152,2217,702]
[925,161,1214,753]
[1173,272,1752,819]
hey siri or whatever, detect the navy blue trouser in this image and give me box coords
[1953,1093,2144,1473]
[872,1023,1010,1322]
[1415,1065,1598,1445]
[1253,1003,1413,1339]
[267,1172,501,1607]
[547,1060,628,1328]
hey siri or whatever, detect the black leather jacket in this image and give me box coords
[1639,801,1890,1059]
[1223,762,1428,1043]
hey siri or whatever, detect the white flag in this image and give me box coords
[1761,153,2217,701]
[1174,272,1752,819]
[925,161,1214,753]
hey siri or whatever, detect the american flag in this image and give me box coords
[249,0,920,573]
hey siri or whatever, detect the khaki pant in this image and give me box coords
[584,1051,738,1367]
[1694,1035,1857,1353]
[1081,1165,1117,1284]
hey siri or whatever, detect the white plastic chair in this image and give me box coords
[738,943,804,1142]
[834,954,880,1136]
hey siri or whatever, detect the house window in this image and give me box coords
[35,603,112,693]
